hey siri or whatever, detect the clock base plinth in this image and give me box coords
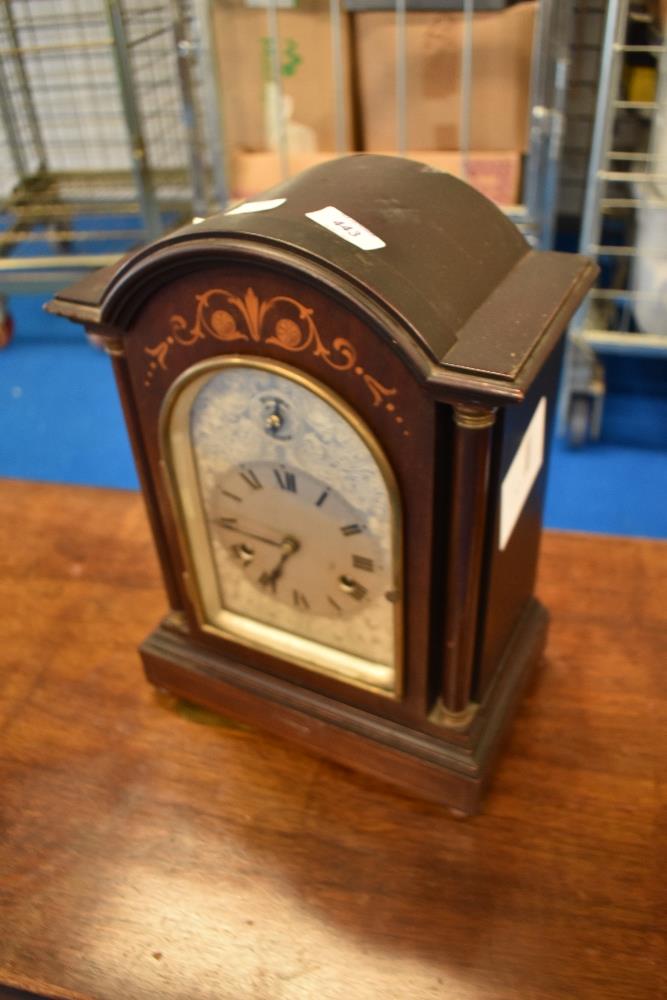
[140,599,548,816]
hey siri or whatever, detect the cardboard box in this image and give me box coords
[231,149,521,206]
[213,0,354,155]
[355,2,536,152]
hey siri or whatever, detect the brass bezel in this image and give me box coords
[159,355,404,699]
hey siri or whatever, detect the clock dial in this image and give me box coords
[163,357,401,694]
[211,462,384,618]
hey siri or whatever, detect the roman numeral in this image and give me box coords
[347,581,367,601]
[341,523,363,536]
[240,468,262,490]
[274,468,296,492]
[352,554,374,572]
[292,589,310,610]
[352,555,375,573]
[315,490,329,507]
[220,489,242,503]
[328,596,342,613]
[217,516,237,529]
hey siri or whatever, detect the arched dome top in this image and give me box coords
[104,154,529,360]
[48,154,595,396]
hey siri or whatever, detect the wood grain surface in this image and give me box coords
[0,479,664,1000]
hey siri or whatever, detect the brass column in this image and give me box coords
[442,404,496,719]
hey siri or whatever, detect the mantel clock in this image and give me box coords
[49,155,596,814]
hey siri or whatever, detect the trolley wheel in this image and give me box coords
[0,306,13,349]
[566,394,592,448]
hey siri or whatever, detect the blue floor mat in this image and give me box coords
[0,323,137,490]
[1,293,666,539]
[545,430,667,538]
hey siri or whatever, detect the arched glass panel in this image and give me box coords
[162,357,402,696]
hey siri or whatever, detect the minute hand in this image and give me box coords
[214,519,284,548]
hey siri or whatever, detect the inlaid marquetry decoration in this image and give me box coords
[143,287,409,435]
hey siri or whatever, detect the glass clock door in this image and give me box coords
[162,357,402,696]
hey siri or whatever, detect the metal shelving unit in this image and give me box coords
[1,0,575,344]
[520,0,574,248]
[0,0,225,329]
[562,0,667,444]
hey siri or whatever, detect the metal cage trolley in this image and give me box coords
[210,0,574,248]
[562,0,667,445]
[0,0,225,341]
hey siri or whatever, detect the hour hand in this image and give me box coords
[259,536,300,591]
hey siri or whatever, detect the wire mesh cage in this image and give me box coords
[1,0,574,325]
[0,0,224,300]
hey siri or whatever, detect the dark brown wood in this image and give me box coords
[109,350,183,611]
[46,154,597,404]
[120,262,436,723]
[140,594,547,815]
[0,480,664,1000]
[47,155,531,362]
[444,249,598,379]
[44,155,598,814]
[475,346,564,700]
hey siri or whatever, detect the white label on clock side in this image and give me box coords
[499,396,547,551]
[305,206,386,251]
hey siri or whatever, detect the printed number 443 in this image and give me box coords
[333,219,361,237]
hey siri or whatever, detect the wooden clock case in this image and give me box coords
[49,155,596,814]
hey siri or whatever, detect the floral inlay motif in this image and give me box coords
[143,287,409,434]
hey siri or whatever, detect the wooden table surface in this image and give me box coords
[0,479,664,1000]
